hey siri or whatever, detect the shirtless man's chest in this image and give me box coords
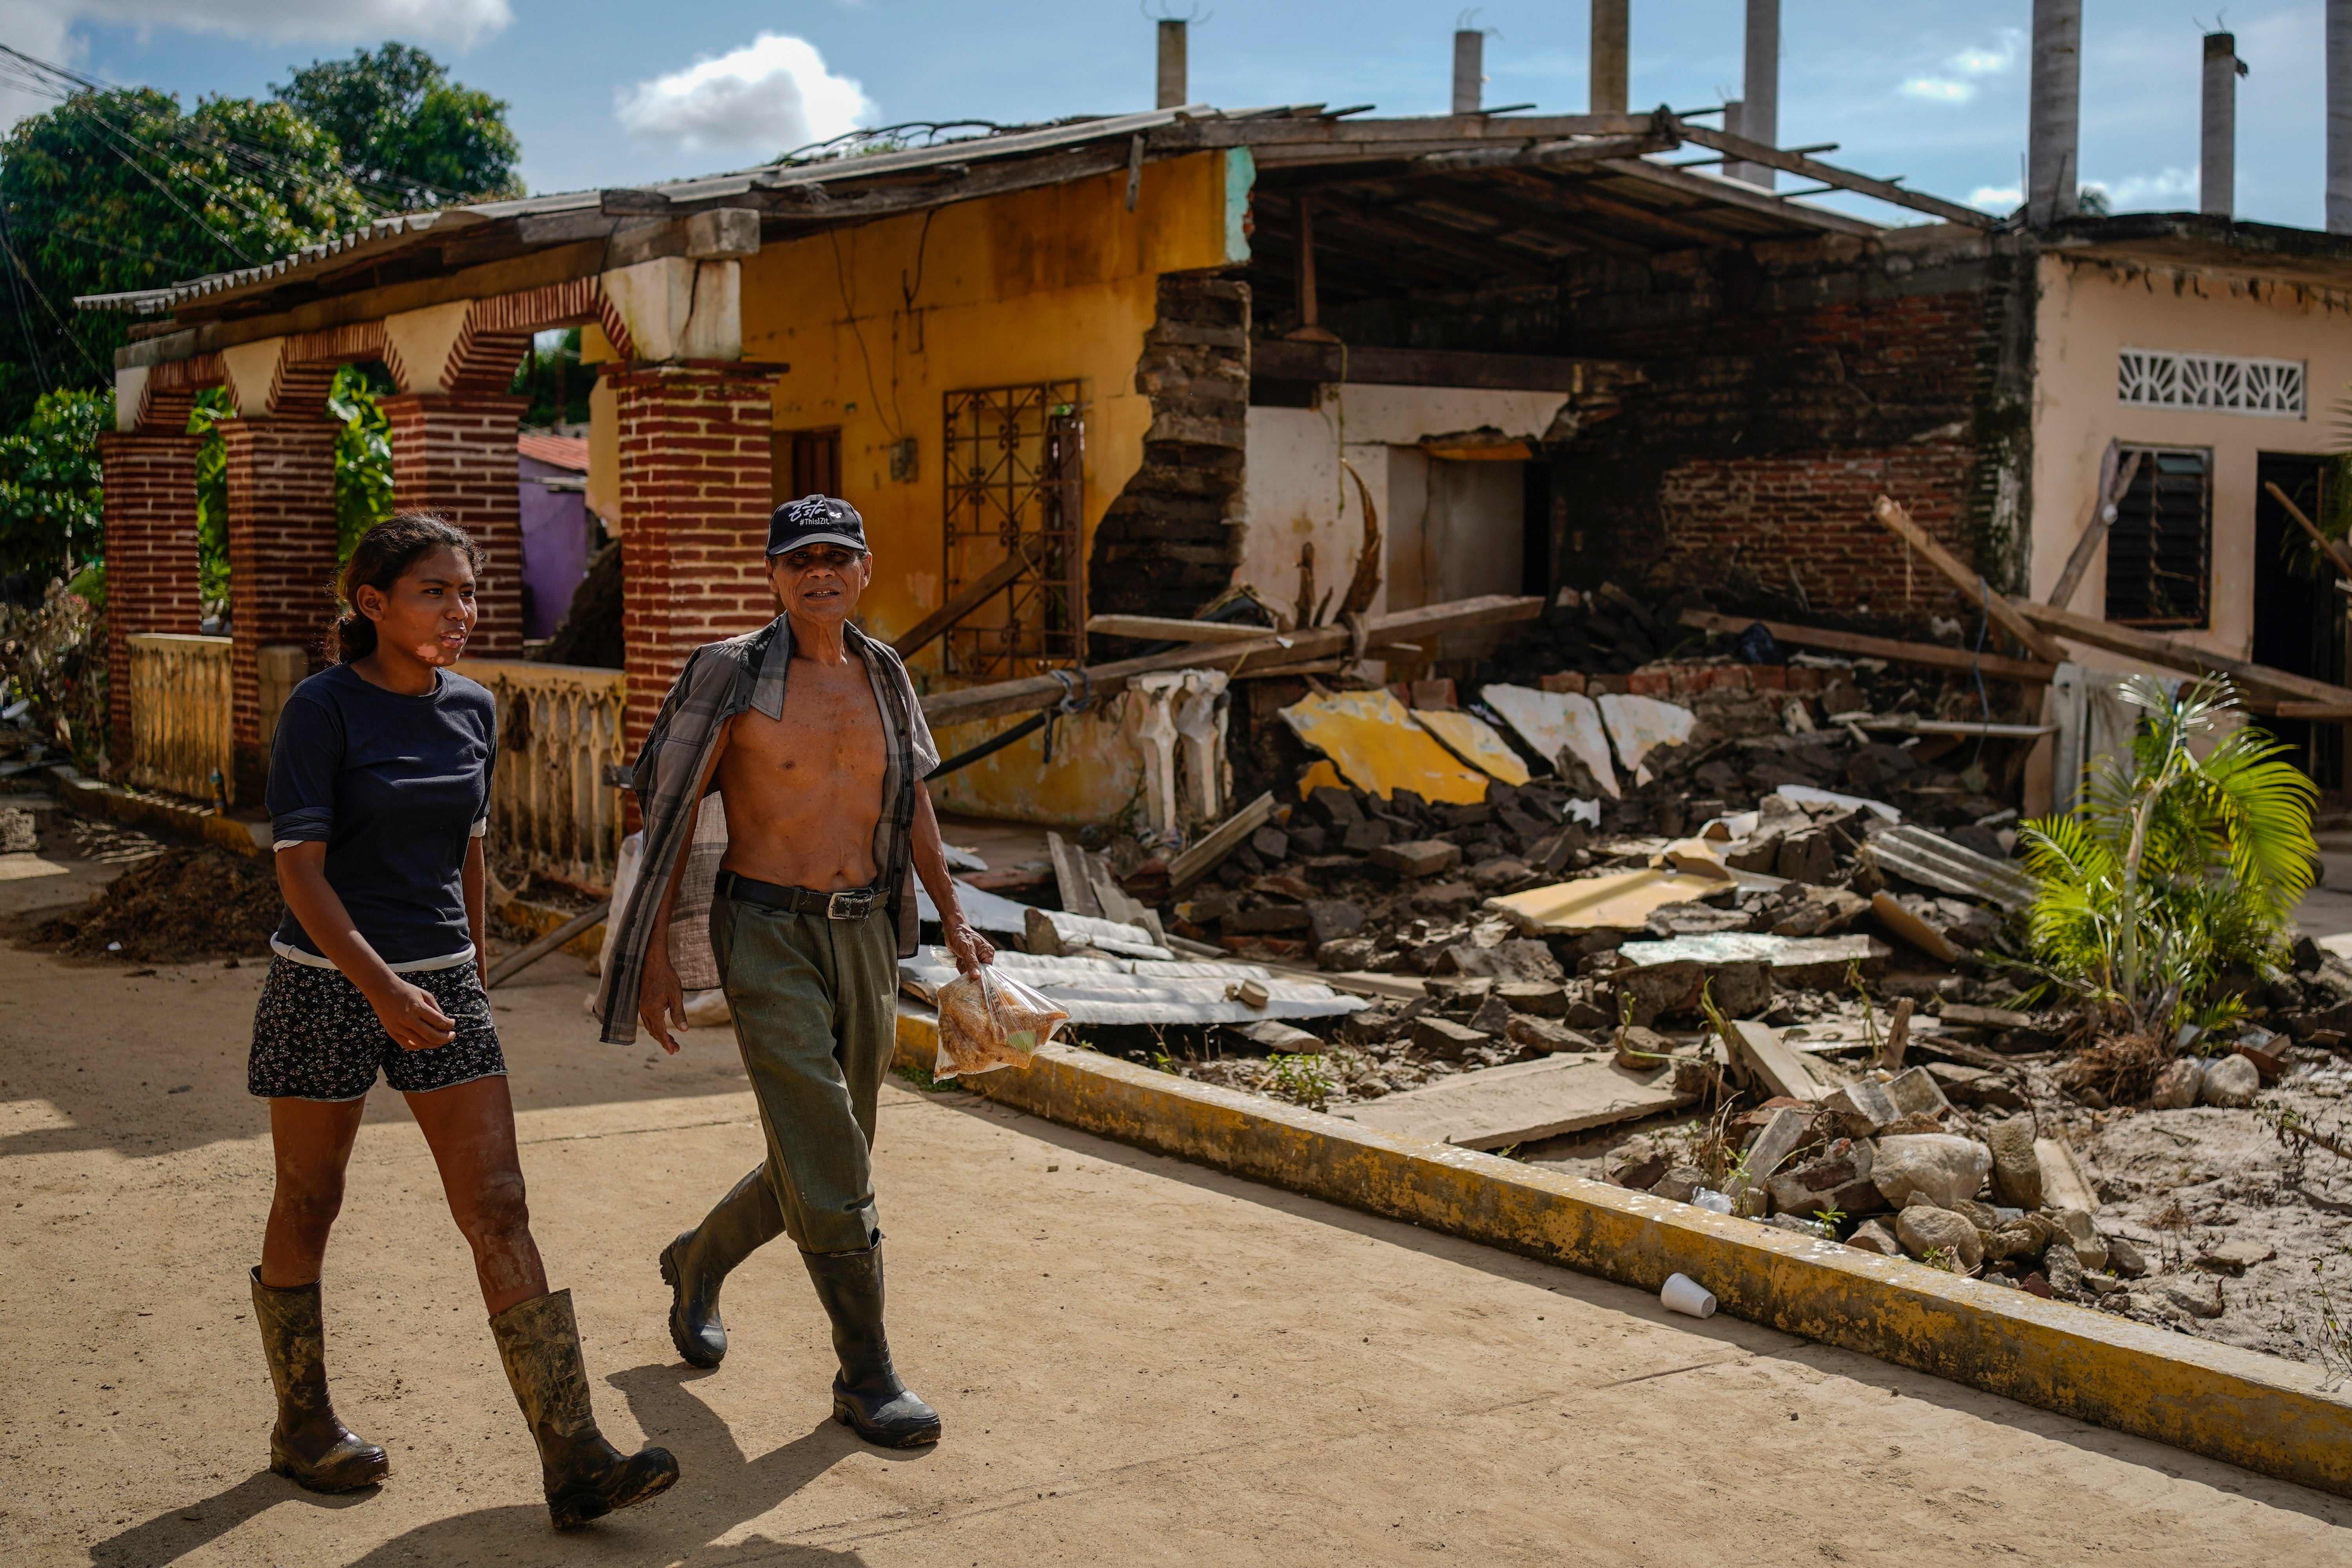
[714,652,887,891]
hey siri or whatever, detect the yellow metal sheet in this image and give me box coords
[1296,759,1345,798]
[1487,866,1727,934]
[1410,709,1532,787]
[1280,690,1490,805]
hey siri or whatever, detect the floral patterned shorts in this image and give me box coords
[247,956,506,1102]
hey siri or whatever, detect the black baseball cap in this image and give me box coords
[766,494,867,557]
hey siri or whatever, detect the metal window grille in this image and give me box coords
[2105,446,2212,629]
[941,382,1086,677]
[2117,348,2305,419]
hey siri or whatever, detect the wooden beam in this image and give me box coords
[1490,167,1733,247]
[891,550,1029,659]
[2011,599,2352,706]
[2265,481,2352,582]
[2046,448,2145,610]
[926,594,1543,729]
[1677,608,2056,684]
[1871,495,2067,664]
[1673,125,1996,229]
[1396,178,1657,263]
[1167,793,1278,894]
[2276,701,2352,720]
[1084,615,1282,644]
[1308,203,1559,283]
[1592,158,1883,237]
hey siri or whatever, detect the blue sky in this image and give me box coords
[1,1,2333,231]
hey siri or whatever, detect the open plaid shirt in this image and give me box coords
[595,616,937,1045]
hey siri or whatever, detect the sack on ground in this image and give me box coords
[935,964,1067,1079]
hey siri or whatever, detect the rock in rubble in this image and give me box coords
[1305,899,1367,947]
[1372,839,1462,878]
[1504,1015,1596,1054]
[1846,1218,1905,1256]
[1468,993,1515,1037]
[2152,1272,2225,1319]
[1765,1139,1883,1219]
[1984,1117,2043,1210]
[1496,980,1568,1016]
[1896,1204,1984,1271]
[2194,1239,2276,1275]
[1870,1134,1993,1210]
[2106,1236,2149,1278]
[1318,936,1381,972]
[1820,1079,1902,1139]
[1984,1212,2055,1263]
[1412,1016,1489,1061]
[2148,1056,2204,1110]
[2052,1208,2108,1271]
[2042,1240,2087,1301]
[2198,1053,2260,1108]
[1652,1164,1708,1203]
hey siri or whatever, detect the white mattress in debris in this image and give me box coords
[897,947,1366,1025]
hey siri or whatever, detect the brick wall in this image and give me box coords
[607,365,782,748]
[1317,231,2037,628]
[96,432,203,764]
[382,393,528,656]
[220,418,340,797]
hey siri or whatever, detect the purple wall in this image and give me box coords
[518,453,590,641]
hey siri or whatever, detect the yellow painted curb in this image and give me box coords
[894,1007,2352,1498]
[52,775,267,857]
[497,896,606,959]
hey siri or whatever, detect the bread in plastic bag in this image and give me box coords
[934,964,1066,1079]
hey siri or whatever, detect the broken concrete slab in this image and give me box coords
[1484,866,1731,935]
[1411,708,1531,787]
[1372,839,1464,878]
[1343,1054,1691,1151]
[1482,684,1619,799]
[1884,1065,1952,1120]
[1410,1016,1490,1061]
[1820,1078,1902,1138]
[1726,1018,1831,1102]
[1596,692,1695,787]
[1281,689,1489,805]
[1614,932,1891,989]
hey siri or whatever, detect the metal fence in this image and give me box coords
[127,633,233,803]
[458,659,628,891]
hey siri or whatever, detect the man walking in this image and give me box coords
[597,494,993,1448]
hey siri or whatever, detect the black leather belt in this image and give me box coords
[714,870,879,920]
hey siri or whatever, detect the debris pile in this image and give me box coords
[33,845,284,962]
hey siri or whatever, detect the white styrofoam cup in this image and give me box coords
[1661,1272,1717,1319]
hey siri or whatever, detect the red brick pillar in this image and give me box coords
[382,393,528,656]
[220,418,340,799]
[609,366,782,750]
[96,431,204,768]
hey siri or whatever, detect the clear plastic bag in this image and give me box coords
[934,964,1067,1079]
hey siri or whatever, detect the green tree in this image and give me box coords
[0,386,108,577]
[272,44,522,208]
[0,87,372,428]
[328,363,395,563]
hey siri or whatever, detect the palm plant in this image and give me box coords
[2017,675,2316,1035]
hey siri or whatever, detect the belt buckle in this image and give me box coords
[825,889,869,921]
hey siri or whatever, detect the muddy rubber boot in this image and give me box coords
[800,1242,941,1448]
[250,1268,389,1493]
[489,1289,680,1529]
[660,1164,786,1368]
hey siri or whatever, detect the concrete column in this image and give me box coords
[2028,0,2082,227]
[2331,0,2352,232]
[95,431,203,767]
[1156,18,1187,109]
[1452,29,1483,115]
[1731,0,1780,189]
[1590,0,1628,114]
[382,392,529,657]
[219,417,339,798]
[2203,33,2243,220]
[606,365,783,748]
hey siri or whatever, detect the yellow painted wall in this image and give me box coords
[2030,255,2352,671]
[738,151,1241,824]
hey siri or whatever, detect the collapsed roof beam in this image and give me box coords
[1674,123,1994,229]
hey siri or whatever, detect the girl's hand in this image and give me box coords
[370,978,458,1051]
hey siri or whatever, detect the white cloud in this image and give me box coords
[76,0,512,49]
[1900,28,2023,105]
[1968,184,2022,213]
[617,34,875,156]
[2082,167,2199,210]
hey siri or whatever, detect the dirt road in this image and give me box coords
[4,903,2351,1563]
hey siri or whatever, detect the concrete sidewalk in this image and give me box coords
[3,940,2349,1566]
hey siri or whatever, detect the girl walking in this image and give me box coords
[245,514,676,1529]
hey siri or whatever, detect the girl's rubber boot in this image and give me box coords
[488,1288,680,1528]
[250,1267,390,1492]
[659,1163,786,1368]
[800,1242,941,1448]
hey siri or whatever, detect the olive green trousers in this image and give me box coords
[710,891,900,1255]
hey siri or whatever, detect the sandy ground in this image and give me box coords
[4,830,2352,1564]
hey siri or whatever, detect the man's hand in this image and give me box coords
[942,917,994,977]
[368,978,458,1051]
[638,944,687,1055]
